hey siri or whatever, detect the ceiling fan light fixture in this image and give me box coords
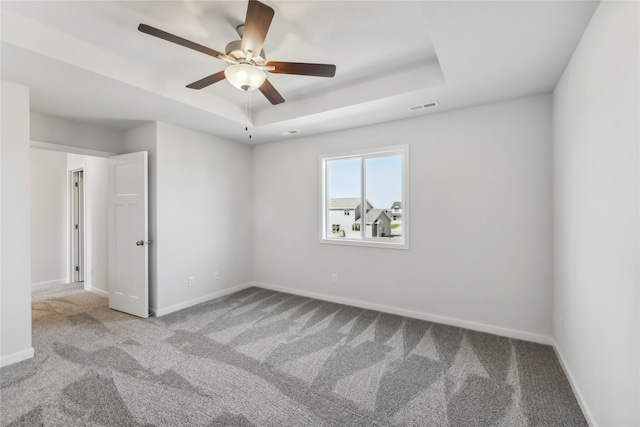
[138,0,336,105]
[224,63,266,92]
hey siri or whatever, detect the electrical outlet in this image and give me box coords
[214,271,219,280]
[188,276,195,287]
[331,273,338,284]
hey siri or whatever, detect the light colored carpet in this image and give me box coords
[0,283,586,426]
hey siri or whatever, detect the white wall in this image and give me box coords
[67,154,110,295]
[154,122,253,315]
[1,81,34,366]
[253,94,553,342]
[29,149,111,293]
[30,148,67,286]
[31,112,125,154]
[552,2,639,426]
[123,122,158,311]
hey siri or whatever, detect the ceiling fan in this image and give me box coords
[138,0,336,105]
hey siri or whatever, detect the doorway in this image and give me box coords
[70,169,85,283]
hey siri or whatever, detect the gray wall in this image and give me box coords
[30,148,67,286]
[154,122,253,315]
[552,1,639,425]
[31,112,125,153]
[1,81,33,366]
[253,94,553,342]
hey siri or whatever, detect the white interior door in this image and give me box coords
[108,151,148,318]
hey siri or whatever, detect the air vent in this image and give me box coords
[408,101,439,111]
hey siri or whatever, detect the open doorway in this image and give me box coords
[31,147,148,317]
[30,148,111,296]
[70,169,85,283]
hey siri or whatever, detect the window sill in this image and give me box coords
[320,237,409,250]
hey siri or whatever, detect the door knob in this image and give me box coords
[136,240,144,246]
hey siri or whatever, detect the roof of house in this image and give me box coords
[390,201,402,209]
[328,198,373,210]
[328,198,361,209]
[365,209,391,223]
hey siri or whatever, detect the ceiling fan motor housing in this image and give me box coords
[225,40,266,65]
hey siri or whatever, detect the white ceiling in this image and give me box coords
[1,0,598,144]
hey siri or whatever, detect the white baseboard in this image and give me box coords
[154,282,254,317]
[1,347,35,367]
[32,279,68,289]
[86,286,108,297]
[253,281,553,345]
[551,340,596,426]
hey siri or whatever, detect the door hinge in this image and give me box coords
[75,182,78,187]
[75,224,79,230]
[75,266,79,272]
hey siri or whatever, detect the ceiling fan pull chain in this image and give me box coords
[246,90,253,140]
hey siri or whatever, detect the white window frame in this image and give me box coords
[320,144,409,250]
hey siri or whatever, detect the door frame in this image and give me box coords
[69,168,86,284]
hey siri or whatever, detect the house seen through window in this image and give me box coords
[321,145,408,248]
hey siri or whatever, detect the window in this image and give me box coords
[321,145,408,249]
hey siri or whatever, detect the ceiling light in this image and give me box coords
[224,64,266,92]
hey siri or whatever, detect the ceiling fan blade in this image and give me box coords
[241,0,274,58]
[259,79,285,105]
[138,24,225,59]
[266,62,336,78]
[186,71,227,90]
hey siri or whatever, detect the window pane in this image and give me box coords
[326,157,361,239]
[321,145,407,249]
[365,155,402,240]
